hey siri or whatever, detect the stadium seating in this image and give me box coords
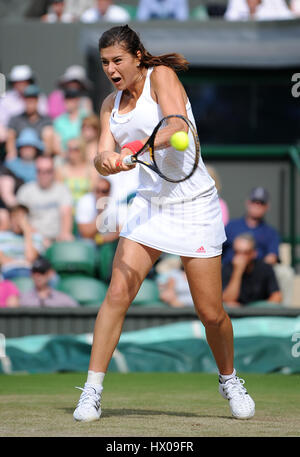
[122,4,137,19]
[11,276,34,293]
[57,275,108,306]
[45,241,96,276]
[132,278,165,307]
[96,241,118,283]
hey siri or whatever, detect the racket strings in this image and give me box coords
[153,116,199,183]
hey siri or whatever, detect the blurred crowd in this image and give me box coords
[20,0,300,23]
[0,62,140,308]
[0,0,298,309]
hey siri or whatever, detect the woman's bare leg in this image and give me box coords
[89,237,161,373]
[181,255,234,374]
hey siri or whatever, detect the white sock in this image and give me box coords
[86,370,105,388]
[219,368,236,383]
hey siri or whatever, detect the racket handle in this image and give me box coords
[123,155,134,165]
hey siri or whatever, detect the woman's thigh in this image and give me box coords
[107,236,162,304]
[181,255,224,321]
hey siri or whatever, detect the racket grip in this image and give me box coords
[123,155,134,165]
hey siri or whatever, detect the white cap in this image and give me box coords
[58,65,92,90]
[9,65,34,82]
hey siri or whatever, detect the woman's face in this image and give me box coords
[81,123,97,142]
[100,43,141,91]
[19,145,37,161]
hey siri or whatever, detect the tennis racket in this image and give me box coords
[122,114,200,183]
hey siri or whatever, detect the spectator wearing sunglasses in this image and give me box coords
[222,233,282,307]
[16,155,74,247]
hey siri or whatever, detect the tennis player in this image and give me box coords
[73,25,255,421]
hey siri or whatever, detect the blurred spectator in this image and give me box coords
[25,0,93,19]
[222,187,280,265]
[63,0,94,20]
[16,155,74,246]
[75,175,119,244]
[6,84,54,159]
[41,0,74,22]
[80,0,131,22]
[137,0,189,20]
[158,260,194,308]
[290,0,300,15]
[0,204,44,280]
[19,257,78,307]
[0,276,20,308]
[206,165,230,226]
[53,88,89,152]
[0,65,48,142]
[81,114,100,162]
[25,0,52,18]
[5,128,44,183]
[225,0,295,20]
[48,65,93,119]
[0,165,25,210]
[0,207,10,231]
[222,233,282,306]
[55,137,98,210]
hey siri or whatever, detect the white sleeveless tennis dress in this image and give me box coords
[109,67,226,257]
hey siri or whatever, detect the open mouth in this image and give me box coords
[111,77,121,84]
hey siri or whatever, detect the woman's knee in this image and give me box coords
[197,307,228,328]
[105,281,137,310]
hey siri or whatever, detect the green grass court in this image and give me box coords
[0,372,299,437]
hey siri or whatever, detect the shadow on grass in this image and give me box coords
[62,407,230,420]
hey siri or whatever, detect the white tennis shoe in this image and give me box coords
[73,383,103,422]
[219,376,255,419]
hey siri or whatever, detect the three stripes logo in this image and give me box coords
[196,246,206,253]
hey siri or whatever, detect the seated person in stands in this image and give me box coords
[0,274,20,308]
[6,84,54,158]
[19,256,78,307]
[224,0,294,21]
[4,128,44,183]
[158,260,194,308]
[16,155,74,247]
[75,176,119,246]
[0,204,44,279]
[222,187,279,266]
[222,233,282,307]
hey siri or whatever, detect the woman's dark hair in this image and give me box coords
[99,25,189,72]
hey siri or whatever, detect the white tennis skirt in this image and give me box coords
[119,189,227,258]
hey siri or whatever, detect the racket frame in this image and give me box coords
[122,114,200,183]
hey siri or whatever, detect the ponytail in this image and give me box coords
[99,25,189,73]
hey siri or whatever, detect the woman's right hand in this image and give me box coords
[94,150,136,175]
[94,151,121,176]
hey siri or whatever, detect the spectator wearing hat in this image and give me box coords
[222,187,295,305]
[222,187,280,266]
[42,0,75,22]
[80,0,130,23]
[4,128,44,183]
[53,87,89,152]
[6,84,54,159]
[222,233,282,307]
[16,155,74,246]
[48,65,93,120]
[0,65,48,142]
[19,257,78,307]
[0,204,44,280]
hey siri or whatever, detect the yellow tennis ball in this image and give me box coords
[170,131,189,151]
